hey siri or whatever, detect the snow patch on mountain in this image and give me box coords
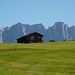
[22,25,26,35]
[0,27,4,43]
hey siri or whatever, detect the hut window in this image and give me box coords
[31,36,35,40]
[38,36,40,38]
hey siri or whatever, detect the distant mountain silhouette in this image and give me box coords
[0,22,75,43]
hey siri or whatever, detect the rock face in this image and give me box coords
[0,22,75,43]
[68,26,75,40]
[46,22,69,41]
[2,23,25,43]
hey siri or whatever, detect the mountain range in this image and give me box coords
[0,22,75,43]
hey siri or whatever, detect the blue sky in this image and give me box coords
[0,0,75,28]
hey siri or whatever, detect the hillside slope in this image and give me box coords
[0,41,75,75]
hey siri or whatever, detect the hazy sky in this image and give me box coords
[0,0,75,28]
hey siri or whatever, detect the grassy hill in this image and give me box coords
[0,41,75,75]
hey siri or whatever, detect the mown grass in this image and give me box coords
[0,41,75,75]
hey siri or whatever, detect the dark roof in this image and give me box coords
[17,32,43,40]
[28,32,43,36]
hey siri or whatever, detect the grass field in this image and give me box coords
[0,41,75,75]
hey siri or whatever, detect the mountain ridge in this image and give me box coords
[0,22,75,43]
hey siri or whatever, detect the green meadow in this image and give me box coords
[0,41,75,75]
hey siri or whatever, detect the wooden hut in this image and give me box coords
[17,32,43,43]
